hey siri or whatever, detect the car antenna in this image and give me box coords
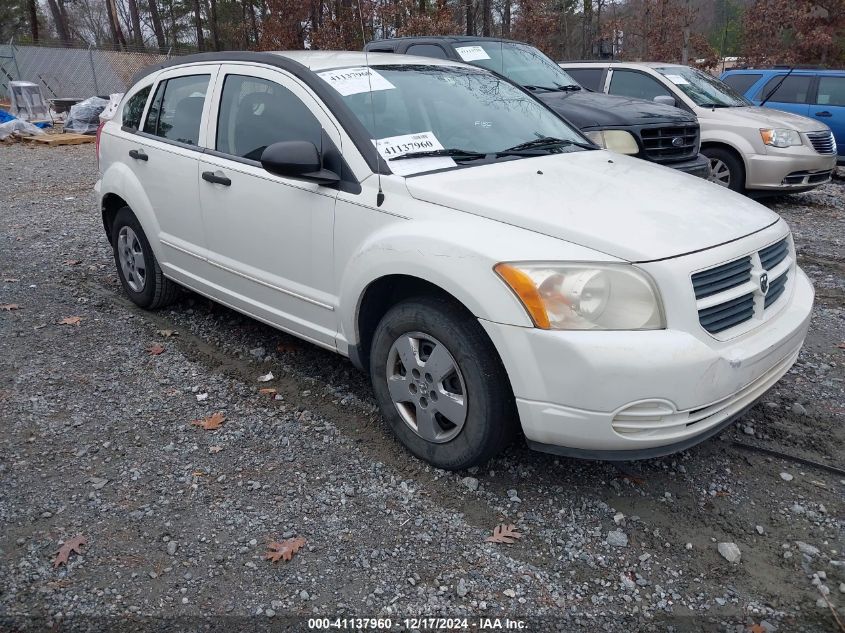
[759,65,794,107]
[357,1,384,207]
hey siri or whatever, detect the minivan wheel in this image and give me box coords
[369,296,517,470]
[702,147,745,192]
[111,206,179,309]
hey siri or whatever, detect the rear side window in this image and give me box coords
[816,76,845,106]
[122,85,151,130]
[609,70,672,100]
[143,74,210,145]
[756,75,812,103]
[721,73,762,95]
[566,68,603,91]
[216,75,322,161]
[406,44,449,59]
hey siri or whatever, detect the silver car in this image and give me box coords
[561,61,837,195]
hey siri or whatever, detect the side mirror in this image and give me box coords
[653,95,677,107]
[260,141,339,185]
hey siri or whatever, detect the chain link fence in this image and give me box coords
[0,39,184,101]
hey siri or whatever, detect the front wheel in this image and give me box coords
[702,147,745,192]
[369,296,517,470]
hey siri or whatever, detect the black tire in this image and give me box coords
[701,146,745,192]
[111,206,179,310]
[369,295,518,470]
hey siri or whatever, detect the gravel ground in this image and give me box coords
[1,143,843,633]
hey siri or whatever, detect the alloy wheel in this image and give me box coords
[117,226,147,292]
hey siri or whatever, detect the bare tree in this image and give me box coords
[193,0,205,49]
[28,0,39,41]
[46,0,71,44]
[127,0,144,45]
[147,0,166,48]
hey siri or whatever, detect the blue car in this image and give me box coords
[721,68,844,164]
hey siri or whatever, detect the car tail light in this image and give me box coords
[95,120,106,169]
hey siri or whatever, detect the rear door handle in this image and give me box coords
[202,171,231,187]
[128,149,148,161]
[814,111,832,117]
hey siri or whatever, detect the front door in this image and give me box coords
[198,65,340,348]
[813,75,845,160]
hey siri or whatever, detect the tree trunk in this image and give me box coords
[46,0,71,44]
[127,0,144,46]
[464,0,474,36]
[28,0,39,41]
[105,0,127,48]
[193,0,205,50]
[481,0,490,36]
[148,0,166,49]
[249,0,259,46]
[582,0,593,58]
[208,0,221,50]
[502,0,510,37]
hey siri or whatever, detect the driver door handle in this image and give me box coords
[814,111,832,117]
[128,149,148,161]
[202,171,231,187]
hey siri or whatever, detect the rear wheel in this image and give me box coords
[702,146,745,192]
[111,206,179,309]
[369,296,517,470]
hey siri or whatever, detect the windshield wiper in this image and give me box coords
[497,137,596,155]
[389,148,487,161]
[524,84,580,92]
[698,102,731,108]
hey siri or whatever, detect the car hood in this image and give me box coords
[698,105,829,132]
[404,150,780,262]
[536,90,695,129]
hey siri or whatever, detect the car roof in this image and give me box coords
[722,68,845,75]
[272,50,469,70]
[562,61,683,69]
[369,35,526,46]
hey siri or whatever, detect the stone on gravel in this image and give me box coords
[167,541,178,556]
[795,541,819,557]
[461,477,479,492]
[718,542,741,563]
[456,578,468,597]
[791,402,807,415]
[779,472,793,481]
[606,530,628,548]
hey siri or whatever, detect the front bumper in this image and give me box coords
[480,268,814,460]
[745,145,836,191]
[665,152,710,179]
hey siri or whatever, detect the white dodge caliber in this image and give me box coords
[96,51,814,469]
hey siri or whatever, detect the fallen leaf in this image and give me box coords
[58,316,81,326]
[64,259,82,266]
[485,524,523,544]
[838,342,845,350]
[146,343,165,355]
[747,625,765,633]
[259,387,277,398]
[52,535,87,568]
[1,304,20,311]
[208,445,223,454]
[257,372,274,383]
[264,537,306,563]
[157,329,178,338]
[192,412,225,430]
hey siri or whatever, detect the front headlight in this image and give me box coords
[494,262,665,330]
[759,128,802,148]
[584,129,639,155]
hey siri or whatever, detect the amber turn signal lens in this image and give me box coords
[494,263,551,329]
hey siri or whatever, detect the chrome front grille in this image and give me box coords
[639,125,699,163]
[692,237,793,336]
[807,130,835,155]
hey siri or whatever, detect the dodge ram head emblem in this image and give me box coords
[759,272,769,295]
[671,136,684,147]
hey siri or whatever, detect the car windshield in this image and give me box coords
[326,64,588,171]
[459,41,581,90]
[655,65,751,107]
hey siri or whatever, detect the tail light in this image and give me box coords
[95,120,106,170]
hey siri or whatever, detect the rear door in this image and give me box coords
[753,74,812,117]
[132,65,218,280]
[197,64,341,348]
[812,75,845,160]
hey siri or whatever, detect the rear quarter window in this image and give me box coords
[121,85,151,130]
[721,73,762,95]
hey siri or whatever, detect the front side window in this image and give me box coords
[816,76,845,106]
[459,41,582,91]
[216,75,322,161]
[609,70,672,101]
[654,66,751,107]
[326,64,587,171]
[143,74,209,145]
[756,75,812,104]
[122,85,151,129]
[721,73,762,95]
[566,68,603,91]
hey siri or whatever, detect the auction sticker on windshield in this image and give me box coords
[455,45,491,62]
[374,131,456,176]
[317,67,396,96]
[664,74,690,85]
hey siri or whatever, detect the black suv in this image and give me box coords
[365,36,710,178]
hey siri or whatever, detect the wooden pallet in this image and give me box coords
[24,132,94,146]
